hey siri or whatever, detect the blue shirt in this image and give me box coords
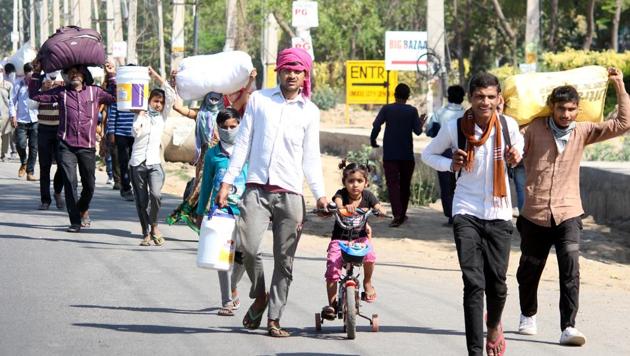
[370,103,422,161]
[425,103,465,137]
[12,78,38,123]
[197,144,248,216]
[106,101,135,137]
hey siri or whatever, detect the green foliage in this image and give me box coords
[311,85,339,111]
[409,162,440,206]
[584,137,630,161]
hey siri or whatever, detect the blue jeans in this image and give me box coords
[15,122,38,174]
[512,163,526,211]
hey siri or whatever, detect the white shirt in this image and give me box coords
[421,114,524,221]
[223,87,325,199]
[129,83,175,166]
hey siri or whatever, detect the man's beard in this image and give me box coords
[71,79,83,87]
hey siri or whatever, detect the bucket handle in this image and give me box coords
[209,204,235,218]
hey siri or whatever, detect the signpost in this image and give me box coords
[345,60,398,124]
[385,31,428,71]
[291,32,314,60]
[291,1,319,28]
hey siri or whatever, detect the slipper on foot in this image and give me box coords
[268,325,290,337]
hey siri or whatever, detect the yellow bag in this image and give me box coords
[503,65,608,126]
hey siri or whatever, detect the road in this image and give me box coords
[1,159,629,355]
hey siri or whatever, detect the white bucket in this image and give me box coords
[116,66,150,111]
[197,207,236,271]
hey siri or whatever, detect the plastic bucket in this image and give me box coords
[116,66,149,111]
[197,207,236,271]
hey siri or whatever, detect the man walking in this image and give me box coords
[422,73,523,356]
[216,47,327,337]
[29,60,116,232]
[36,72,65,210]
[0,64,15,161]
[516,68,629,346]
[11,63,39,180]
[425,84,466,225]
[370,83,424,227]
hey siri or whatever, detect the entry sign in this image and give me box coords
[346,60,398,105]
[292,34,315,60]
[385,31,428,71]
[292,1,319,28]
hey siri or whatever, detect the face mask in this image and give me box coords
[147,107,161,117]
[218,127,239,145]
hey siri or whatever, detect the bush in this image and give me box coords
[584,136,630,161]
[311,85,339,111]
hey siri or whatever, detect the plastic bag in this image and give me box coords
[197,205,236,271]
[176,51,254,100]
[503,65,608,126]
[7,42,37,76]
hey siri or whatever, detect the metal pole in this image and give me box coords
[193,0,199,55]
[386,70,390,104]
[156,0,165,77]
[12,0,19,52]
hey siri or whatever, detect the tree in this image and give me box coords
[583,0,597,50]
[610,0,622,51]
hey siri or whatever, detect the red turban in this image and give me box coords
[275,48,313,98]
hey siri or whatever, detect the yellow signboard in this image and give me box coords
[346,60,398,104]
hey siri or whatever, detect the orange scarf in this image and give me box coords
[461,109,508,204]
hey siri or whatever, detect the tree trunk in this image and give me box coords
[223,0,237,51]
[156,0,165,76]
[490,0,518,67]
[454,0,465,85]
[583,0,596,50]
[547,0,558,51]
[610,0,622,51]
[272,10,296,38]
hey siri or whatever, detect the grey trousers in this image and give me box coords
[217,219,250,306]
[130,162,165,235]
[237,186,305,321]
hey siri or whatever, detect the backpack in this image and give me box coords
[37,26,106,72]
[456,115,514,178]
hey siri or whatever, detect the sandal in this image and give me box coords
[151,232,166,246]
[217,305,235,317]
[139,235,151,246]
[321,305,336,321]
[81,215,92,228]
[268,325,291,337]
[486,324,506,356]
[231,296,241,310]
[242,298,268,330]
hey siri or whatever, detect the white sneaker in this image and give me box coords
[559,327,586,346]
[518,314,537,335]
[106,177,114,185]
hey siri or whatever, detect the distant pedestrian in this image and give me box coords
[370,83,424,227]
[422,72,523,356]
[515,68,630,346]
[36,72,65,210]
[11,63,39,181]
[0,64,15,162]
[425,84,466,225]
[29,59,117,232]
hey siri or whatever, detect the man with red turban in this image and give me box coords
[217,47,327,337]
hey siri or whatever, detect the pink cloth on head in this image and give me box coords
[275,48,313,98]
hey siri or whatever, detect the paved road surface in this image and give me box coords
[1,160,629,355]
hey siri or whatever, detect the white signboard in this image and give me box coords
[292,34,315,60]
[385,31,428,71]
[113,41,128,58]
[292,1,319,28]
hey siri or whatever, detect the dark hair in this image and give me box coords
[23,62,33,73]
[149,88,165,102]
[468,72,501,96]
[216,107,241,126]
[4,63,16,74]
[338,159,370,184]
[394,83,411,100]
[547,85,580,106]
[447,85,465,104]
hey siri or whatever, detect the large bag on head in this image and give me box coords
[176,51,254,100]
[503,65,609,126]
[37,26,106,72]
[197,205,237,271]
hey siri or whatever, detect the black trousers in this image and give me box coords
[438,149,456,220]
[516,215,581,331]
[58,140,96,226]
[383,159,415,220]
[38,124,63,204]
[115,135,134,193]
[453,214,513,356]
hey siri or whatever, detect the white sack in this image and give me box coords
[176,51,254,101]
[8,42,37,76]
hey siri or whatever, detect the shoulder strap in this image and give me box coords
[499,114,511,148]
[456,117,466,151]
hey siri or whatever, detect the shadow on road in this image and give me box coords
[71,304,219,315]
[0,234,131,246]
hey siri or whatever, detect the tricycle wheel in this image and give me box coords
[315,313,322,331]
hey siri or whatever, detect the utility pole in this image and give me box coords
[524,0,540,72]
[224,0,237,51]
[39,0,50,45]
[261,13,279,88]
[52,0,60,31]
[29,0,36,43]
[62,0,68,25]
[156,0,166,76]
[127,0,137,64]
[192,0,199,55]
[427,0,445,112]
[12,0,19,52]
[106,0,114,55]
[92,0,100,33]
[171,0,185,70]
[18,0,24,45]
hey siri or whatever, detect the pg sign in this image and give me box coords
[385,31,428,71]
[292,34,315,60]
[292,1,319,28]
[346,60,398,105]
